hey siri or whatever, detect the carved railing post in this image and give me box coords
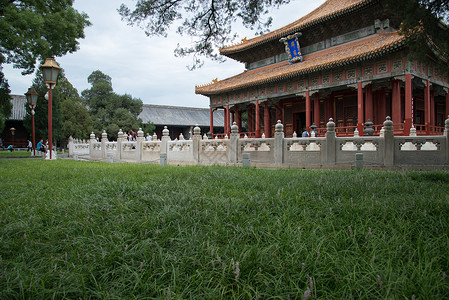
[230,122,239,163]
[383,116,394,166]
[192,124,201,163]
[101,130,108,159]
[89,132,96,157]
[161,126,170,155]
[116,129,124,161]
[137,128,144,161]
[325,118,336,164]
[68,136,74,157]
[274,120,284,165]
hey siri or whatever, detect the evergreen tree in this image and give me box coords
[82,70,143,139]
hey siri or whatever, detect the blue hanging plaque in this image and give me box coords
[279,32,303,64]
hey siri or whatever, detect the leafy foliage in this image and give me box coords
[118,0,289,69]
[0,71,11,134]
[0,0,90,135]
[385,0,449,68]
[82,70,143,139]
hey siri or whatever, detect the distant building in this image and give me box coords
[1,95,28,148]
[139,104,224,139]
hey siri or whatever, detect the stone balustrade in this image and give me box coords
[68,116,449,168]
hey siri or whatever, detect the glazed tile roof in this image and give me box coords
[139,104,224,127]
[196,31,405,95]
[220,0,373,55]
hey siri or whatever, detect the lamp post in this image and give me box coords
[25,88,38,156]
[40,58,61,159]
[10,127,16,150]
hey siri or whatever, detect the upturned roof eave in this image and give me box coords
[220,0,375,57]
[197,39,405,96]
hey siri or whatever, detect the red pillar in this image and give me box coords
[404,74,413,135]
[313,93,320,128]
[365,84,373,122]
[446,92,449,120]
[248,106,253,133]
[357,82,364,134]
[424,80,431,134]
[209,107,214,136]
[306,91,311,130]
[430,90,435,131]
[392,80,402,126]
[255,100,260,138]
[48,87,53,159]
[226,105,231,136]
[264,102,270,138]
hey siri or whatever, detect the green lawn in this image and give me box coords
[0,160,448,299]
[0,150,32,157]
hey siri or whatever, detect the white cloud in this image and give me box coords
[3,0,325,108]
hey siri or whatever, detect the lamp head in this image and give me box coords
[40,58,61,86]
[25,87,38,107]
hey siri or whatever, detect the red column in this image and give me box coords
[365,84,373,122]
[392,80,401,126]
[255,100,260,138]
[446,92,449,119]
[209,107,214,136]
[264,102,270,138]
[306,91,311,130]
[357,82,364,134]
[226,105,230,136]
[425,80,431,134]
[404,74,413,135]
[235,107,241,132]
[313,93,320,128]
[48,87,53,159]
[430,90,435,131]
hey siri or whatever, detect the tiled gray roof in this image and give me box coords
[9,95,27,120]
[139,104,224,127]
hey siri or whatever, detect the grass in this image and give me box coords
[0,150,32,157]
[0,160,448,299]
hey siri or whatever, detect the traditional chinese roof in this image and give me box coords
[139,104,224,127]
[196,31,404,96]
[220,0,374,57]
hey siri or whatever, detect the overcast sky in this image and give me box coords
[3,0,325,108]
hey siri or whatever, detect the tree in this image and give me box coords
[0,0,90,133]
[82,70,143,139]
[118,0,289,69]
[55,73,93,144]
[387,0,449,69]
[0,71,11,134]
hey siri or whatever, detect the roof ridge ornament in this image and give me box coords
[279,32,303,64]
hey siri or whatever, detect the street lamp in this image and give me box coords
[40,58,61,159]
[25,87,38,156]
[10,127,16,150]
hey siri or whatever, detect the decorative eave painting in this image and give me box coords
[280,32,303,64]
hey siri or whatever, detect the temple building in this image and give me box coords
[195,0,449,137]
